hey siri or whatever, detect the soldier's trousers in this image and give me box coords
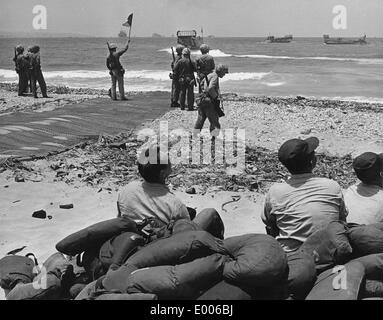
[17,71,29,96]
[194,102,221,135]
[111,71,126,100]
[179,83,194,110]
[171,79,180,106]
[31,69,47,97]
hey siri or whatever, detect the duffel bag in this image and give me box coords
[193,209,225,240]
[6,269,63,300]
[348,225,383,257]
[125,254,229,300]
[223,234,288,287]
[99,232,145,271]
[56,216,138,256]
[0,253,39,292]
[300,221,352,273]
[306,261,366,300]
[353,253,383,280]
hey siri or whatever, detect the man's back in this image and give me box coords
[345,182,383,225]
[117,180,190,226]
[174,57,195,78]
[197,54,215,76]
[263,173,347,252]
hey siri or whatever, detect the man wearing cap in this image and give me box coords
[173,48,196,111]
[196,44,215,93]
[170,44,184,108]
[194,64,229,137]
[344,152,383,225]
[106,39,130,101]
[262,137,348,253]
[13,45,29,96]
[28,45,49,99]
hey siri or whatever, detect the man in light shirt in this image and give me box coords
[262,137,348,253]
[345,152,383,225]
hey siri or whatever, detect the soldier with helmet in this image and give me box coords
[28,45,49,99]
[173,48,197,111]
[12,45,29,96]
[106,39,131,101]
[196,44,215,93]
[170,44,184,108]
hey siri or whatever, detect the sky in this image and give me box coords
[0,0,383,37]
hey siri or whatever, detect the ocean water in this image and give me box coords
[1,37,383,102]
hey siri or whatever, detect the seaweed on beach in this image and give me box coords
[1,130,357,193]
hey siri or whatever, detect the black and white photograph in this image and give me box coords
[1,0,383,307]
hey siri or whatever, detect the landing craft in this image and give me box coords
[265,35,293,43]
[323,34,367,45]
[176,30,204,50]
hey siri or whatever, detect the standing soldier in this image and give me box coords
[13,45,29,96]
[106,39,130,101]
[194,64,229,137]
[169,44,184,108]
[28,45,49,99]
[196,44,215,93]
[173,48,196,111]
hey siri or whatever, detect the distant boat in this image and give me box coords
[118,30,127,38]
[176,30,204,50]
[323,34,367,45]
[152,33,163,38]
[265,35,293,43]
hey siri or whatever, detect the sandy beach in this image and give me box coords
[1,84,383,300]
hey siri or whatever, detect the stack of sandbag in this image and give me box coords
[55,216,142,283]
[102,230,228,294]
[305,222,383,300]
[197,234,289,300]
[346,223,383,299]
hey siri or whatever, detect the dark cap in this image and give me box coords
[278,137,319,167]
[353,152,383,175]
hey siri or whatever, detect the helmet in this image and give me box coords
[200,44,210,54]
[175,44,185,54]
[28,45,40,54]
[216,64,229,74]
[182,48,190,56]
[15,45,24,54]
[109,43,117,50]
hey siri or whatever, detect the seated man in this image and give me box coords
[117,145,224,238]
[344,152,383,225]
[262,137,348,253]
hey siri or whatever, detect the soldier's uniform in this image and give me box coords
[196,44,215,93]
[173,48,196,111]
[13,46,29,96]
[194,64,229,136]
[106,42,130,101]
[28,46,48,98]
[170,45,184,108]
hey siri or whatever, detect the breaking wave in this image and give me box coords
[0,69,271,82]
[159,48,383,64]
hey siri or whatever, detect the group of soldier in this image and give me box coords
[169,43,229,137]
[170,43,215,110]
[13,45,48,98]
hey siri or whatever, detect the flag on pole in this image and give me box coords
[123,13,133,27]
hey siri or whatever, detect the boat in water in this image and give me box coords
[176,30,204,50]
[323,34,367,45]
[265,35,293,43]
